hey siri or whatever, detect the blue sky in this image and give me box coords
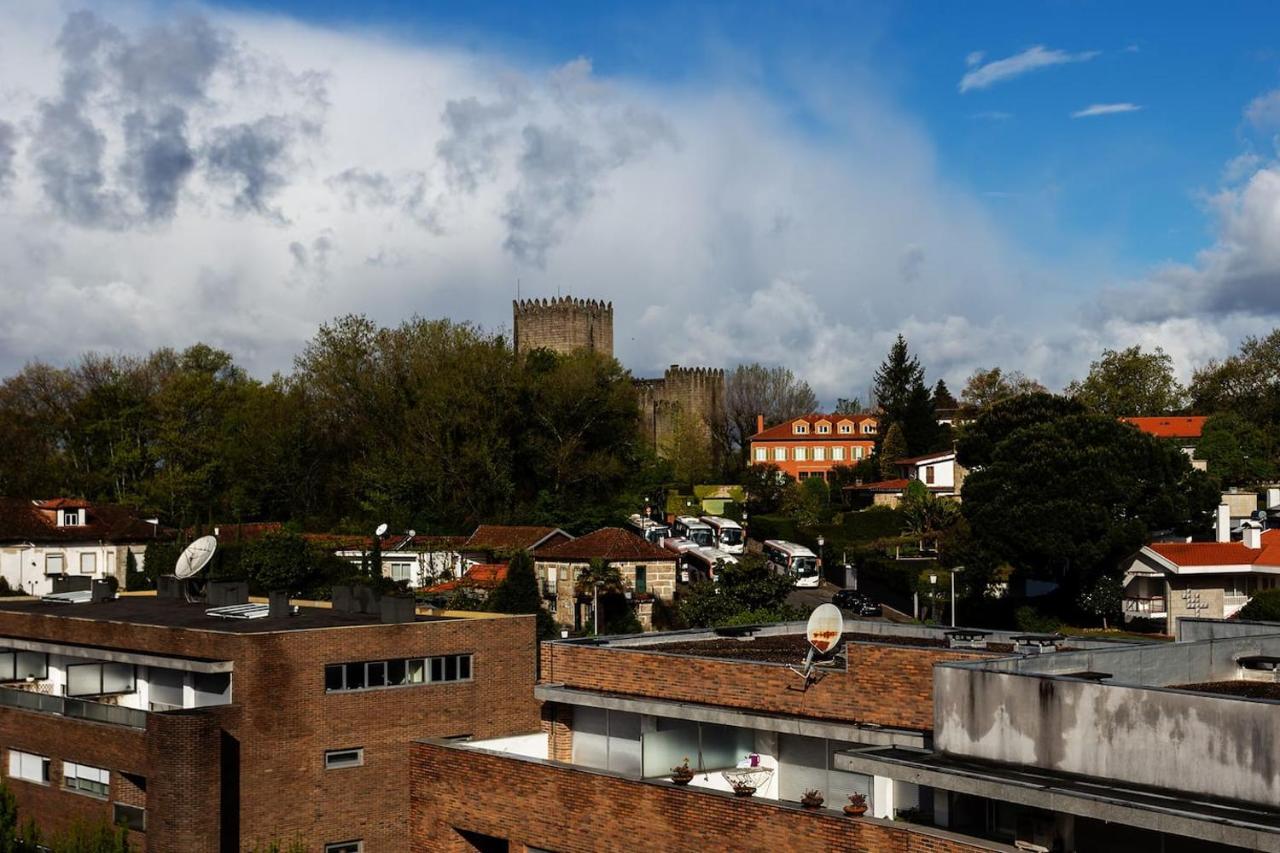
[1,0,1278,398]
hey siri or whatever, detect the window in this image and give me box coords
[63,762,109,797]
[832,447,845,461]
[773,447,785,462]
[61,510,81,526]
[324,748,364,770]
[839,423,852,434]
[813,447,825,461]
[44,553,65,575]
[793,422,808,434]
[8,751,48,784]
[816,423,830,434]
[794,447,807,461]
[113,803,145,832]
[324,842,363,853]
[0,651,48,682]
[863,423,875,434]
[324,654,471,692]
[79,553,97,575]
[66,662,135,697]
[854,446,864,460]
[925,466,935,485]
[389,562,412,583]
[754,447,766,461]
[634,566,647,595]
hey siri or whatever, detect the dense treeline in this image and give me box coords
[0,316,662,535]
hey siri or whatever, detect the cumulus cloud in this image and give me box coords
[959,45,1099,93]
[1071,103,1142,118]
[1245,89,1280,129]
[0,121,15,194]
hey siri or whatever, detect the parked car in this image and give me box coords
[832,589,881,616]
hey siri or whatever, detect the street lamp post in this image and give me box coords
[929,573,938,623]
[816,535,825,573]
[949,566,964,628]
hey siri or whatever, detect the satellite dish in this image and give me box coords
[407,529,416,538]
[174,536,217,580]
[375,523,388,537]
[806,603,844,655]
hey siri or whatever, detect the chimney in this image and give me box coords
[1216,503,1232,543]
[756,414,765,435]
[1245,523,1264,549]
[1268,488,1280,511]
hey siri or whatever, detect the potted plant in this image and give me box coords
[843,792,868,817]
[730,780,757,798]
[800,789,824,809]
[670,758,694,785]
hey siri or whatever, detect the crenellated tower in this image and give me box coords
[635,364,726,458]
[512,296,613,357]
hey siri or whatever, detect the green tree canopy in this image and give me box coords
[1195,412,1277,485]
[932,379,958,412]
[879,422,908,479]
[955,392,1085,469]
[1237,589,1280,622]
[1066,345,1185,417]
[782,477,829,527]
[873,335,938,454]
[1189,328,1280,425]
[678,552,799,628]
[959,366,1046,412]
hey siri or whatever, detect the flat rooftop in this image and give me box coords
[0,596,455,633]
[636,632,1020,662]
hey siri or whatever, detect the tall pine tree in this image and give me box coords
[873,335,939,454]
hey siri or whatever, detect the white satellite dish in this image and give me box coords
[375,523,388,537]
[407,529,416,538]
[174,536,218,580]
[790,603,844,685]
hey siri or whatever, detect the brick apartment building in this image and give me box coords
[0,593,538,851]
[748,414,878,481]
[407,620,1118,852]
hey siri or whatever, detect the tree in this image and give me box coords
[1077,575,1123,630]
[879,423,908,479]
[899,480,961,547]
[1196,413,1277,485]
[873,335,938,453]
[931,379,958,412]
[1189,328,1280,426]
[834,397,863,415]
[724,364,819,463]
[742,464,793,515]
[959,367,1046,412]
[486,550,556,639]
[0,782,16,853]
[782,478,829,527]
[661,407,713,489]
[1066,346,1185,417]
[678,552,799,627]
[955,392,1086,470]
[962,409,1219,603]
[574,558,631,635]
[1237,589,1280,621]
[240,531,329,596]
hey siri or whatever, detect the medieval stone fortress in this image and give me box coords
[512,295,725,455]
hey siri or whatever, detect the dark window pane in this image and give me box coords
[325,665,344,691]
[345,662,365,691]
[635,566,647,594]
[366,661,386,687]
[387,659,406,685]
[444,656,458,681]
[458,655,471,680]
[430,657,443,682]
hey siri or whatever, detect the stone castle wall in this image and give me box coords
[636,365,725,456]
[513,297,613,357]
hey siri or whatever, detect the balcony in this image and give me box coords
[0,684,147,728]
[1122,596,1166,616]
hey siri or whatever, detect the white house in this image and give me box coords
[0,498,162,597]
[844,450,967,507]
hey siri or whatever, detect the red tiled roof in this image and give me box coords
[895,451,956,466]
[464,525,570,552]
[1122,416,1208,440]
[0,498,166,544]
[422,562,508,594]
[750,414,879,442]
[1148,531,1280,567]
[535,527,676,562]
[843,478,912,493]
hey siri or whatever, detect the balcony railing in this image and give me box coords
[0,685,147,729]
[1123,596,1166,616]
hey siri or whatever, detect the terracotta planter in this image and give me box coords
[732,785,756,798]
[671,773,693,786]
[843,804,867,817]
[801,798,824,810]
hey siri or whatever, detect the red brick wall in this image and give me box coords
[0,608,542,852]
[0,706,147,842]
[145,710,223,852]
[409,741,1005,853]
[540,640,991,731]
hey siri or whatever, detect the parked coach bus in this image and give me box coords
[762,540,820,588]
[681,547,738,584]
[626,513,671,545]
[700,516,745,554]
[672,516,715,548]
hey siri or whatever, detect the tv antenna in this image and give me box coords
[789,603,843,686]
[174,535,217,602]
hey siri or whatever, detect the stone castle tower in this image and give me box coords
[512,297,613,357]
[635,365,726,457]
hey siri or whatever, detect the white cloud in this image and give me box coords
[1071,102,1142,118]
[970,110,1013,121]
[959,45,1100,93]
[1245,89,1280,129]
[965,51,985,68]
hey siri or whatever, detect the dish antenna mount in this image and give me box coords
[789,603,844,686]
[174,535,217,602]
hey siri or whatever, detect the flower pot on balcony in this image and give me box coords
[843,793,868,816]
[731,783,756,798]
[800,790,824,809]
[670,759,694,785]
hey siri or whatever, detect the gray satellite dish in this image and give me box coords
[790,603,844,685]
[407,529,416,538]
[175,536,217,580]
[375,523,389,537]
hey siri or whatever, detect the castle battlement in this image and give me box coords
[513,295,613,357]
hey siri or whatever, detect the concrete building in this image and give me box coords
[0,592,538,851]
[407,619,1127,852]
[512,296,613,357]
[0,498,165,597]
[843,618,1280,852]
[844,449,968,507]
[748,414,878,481]
[533,527,677,630]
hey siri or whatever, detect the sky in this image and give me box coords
[1,1,1279,403]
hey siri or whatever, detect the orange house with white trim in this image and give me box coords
[748,414,878,481]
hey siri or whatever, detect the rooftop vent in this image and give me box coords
[945,629,990,650]
[1012,634,1063,655]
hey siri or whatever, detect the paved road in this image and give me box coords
[786,582,836,613]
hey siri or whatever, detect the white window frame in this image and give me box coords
[8,750,49,785]
[773,447,786,462]
[793,422,808,434]
[63,761,109,798]
[754,447,767,462]
[324,748,365,770]
[813,447,825,462]
[832,446,845,461]
[44,553,65,576]
[794,447,807,462]
[839,423,852,434]
[325,842,363,853]
[854,446,864,460]
[79,553,97,575]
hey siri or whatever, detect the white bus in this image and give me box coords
[681,547,738,584]
[672,516,715,548]
[700,516,745,554]
[762,540,820,588]
[662,537,701,558]
[626,513,671,545]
